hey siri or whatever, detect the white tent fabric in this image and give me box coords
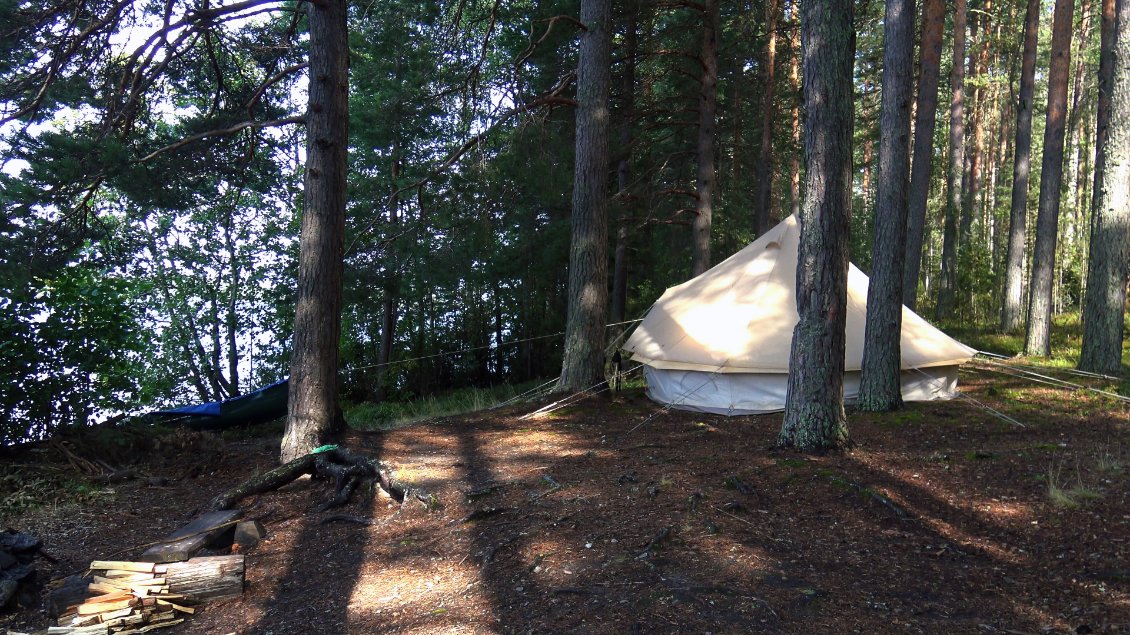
[623,214,976,414]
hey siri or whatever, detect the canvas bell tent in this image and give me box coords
[622,215,976,415]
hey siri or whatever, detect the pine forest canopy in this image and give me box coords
[0,0,1126,448]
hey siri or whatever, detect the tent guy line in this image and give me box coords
[970,357,1130,405]
[348,319,645,372]
[909,366,1028,428]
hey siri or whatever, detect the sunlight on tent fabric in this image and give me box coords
[623,215,977,414]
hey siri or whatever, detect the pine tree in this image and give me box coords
[778,0,854,451]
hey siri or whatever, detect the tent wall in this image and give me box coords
[643,365,960,415]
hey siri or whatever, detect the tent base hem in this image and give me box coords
[642,365,960,415]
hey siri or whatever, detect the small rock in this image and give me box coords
[0,579,18,608]
[0,532,39,554]
[234,520,267,549]
[0,564,33,583]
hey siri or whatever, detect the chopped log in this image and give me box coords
[164,555,244,601]
[45,575,93,618]
[138,509,242,563]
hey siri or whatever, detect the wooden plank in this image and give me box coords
[138,510,241,564]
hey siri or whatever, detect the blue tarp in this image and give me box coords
[151,379,288,430]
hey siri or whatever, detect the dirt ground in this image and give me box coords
[2,366,1130,634]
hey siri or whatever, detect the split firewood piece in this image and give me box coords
[46,625,110,635]
[100,571,158,581]
[155,599,195,614]
[76,597,135,615]
[113,618,184,634]
[84,590,134,604]
[100,612,146,628]
[89,562,156,574]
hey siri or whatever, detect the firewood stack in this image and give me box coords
[0,529,42,611]
[50,556,243,634]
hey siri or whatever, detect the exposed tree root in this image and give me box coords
[209,448,437,513]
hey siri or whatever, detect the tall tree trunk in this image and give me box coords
[936,0,966,320]
[860,133,874,212]
[282,0,349,463]
[903,0,946,309]
[789,17,802,218]
[1079,0,1127,375]
[374,156,401,402]
[859,0,915,411]
[692,0,719,277]
[753,0,781,235]
[1023,0,1075,357]
[1001,0,1041,332]
[223,212,240,397]
[1067,0,1095,221]
[961,0,991,250]
[778,0,853,452]
[557,0,611,392]
[611,1,638,325]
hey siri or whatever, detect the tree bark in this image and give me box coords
[611,1,638,325]
[1023,0,1075,357]
[789,18,802,218]
[778,0,853,452]
[374,156,401,402]
[281,0,349,463]
[692,0,719,277]
[753,0,781,236]
[935,0,966,321]
[903,0,945,309]
[164,556,245,602]
[557,0,611,392]
[1067,0,1095,221]
[961,1,991,249]
[1000,0,1041,332]
[859,0,915,411]
[1079,0,1128,375]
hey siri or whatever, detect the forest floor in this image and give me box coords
[2,366,1130,634]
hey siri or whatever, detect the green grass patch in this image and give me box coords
[346,380,547,430]
[1046,461,1103,508]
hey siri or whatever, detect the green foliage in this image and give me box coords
[0,263,147,443]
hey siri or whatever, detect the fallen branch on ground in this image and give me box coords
[208,447,437,513]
